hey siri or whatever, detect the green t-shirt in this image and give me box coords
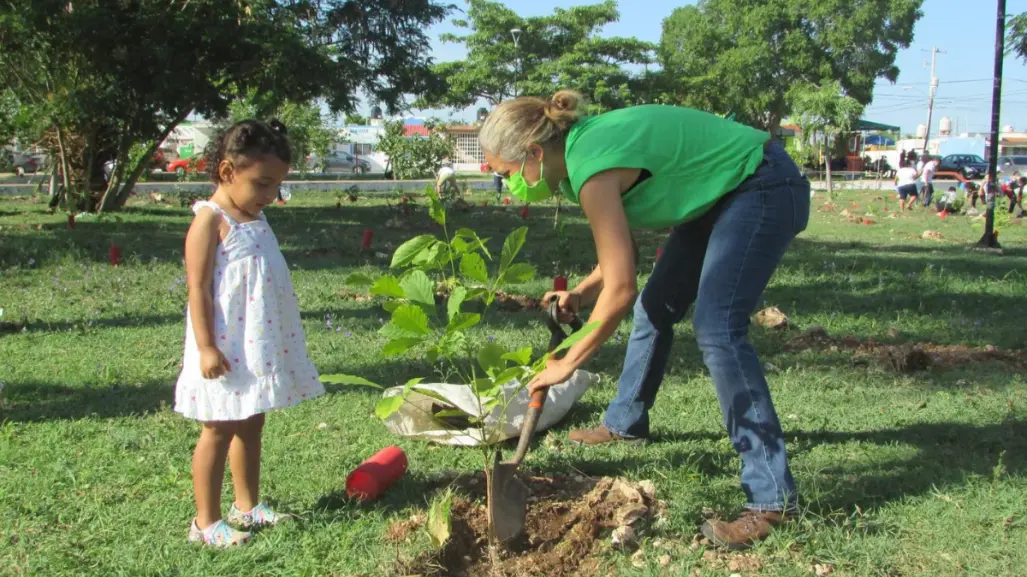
[560,105,770,229]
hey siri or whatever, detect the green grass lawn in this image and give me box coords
[1,187,1025,577]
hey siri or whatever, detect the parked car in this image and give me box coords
[998,155,1027,176]
[167,156,207,176]
[307,151,371,174]
[7,150,49,176]
[936,154,989,179]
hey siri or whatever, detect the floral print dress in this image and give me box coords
[174,201,323,421]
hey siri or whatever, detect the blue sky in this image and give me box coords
[367,0,1027,136]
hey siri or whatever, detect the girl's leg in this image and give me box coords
[193,421,237,529]
[228,413,265,512]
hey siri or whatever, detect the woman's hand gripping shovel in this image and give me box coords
[488,295,583,546]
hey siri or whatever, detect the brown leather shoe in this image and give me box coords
[700,510,785,551]
[568,425,648,446]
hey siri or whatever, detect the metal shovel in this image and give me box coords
[487,295,583,545]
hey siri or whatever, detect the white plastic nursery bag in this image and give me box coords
[380,370,599,446]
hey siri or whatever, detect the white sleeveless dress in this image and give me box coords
[174,201,324,421]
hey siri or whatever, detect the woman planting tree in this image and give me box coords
[479,91,810,551]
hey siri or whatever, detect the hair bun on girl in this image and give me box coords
[268,119,288,136]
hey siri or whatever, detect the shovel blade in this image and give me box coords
[487,461,528,544]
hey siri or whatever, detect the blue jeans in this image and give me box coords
[603,140,809,511]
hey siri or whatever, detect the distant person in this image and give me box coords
[935,186,960,213]
[895,159,919,211]
[176,119,324,547]
[920,155,937,208]
[435,160,459,198]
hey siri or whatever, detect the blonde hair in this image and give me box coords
[479,90,585,161]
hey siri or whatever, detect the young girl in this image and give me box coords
[175,119,324,547]
[895,159,919,211]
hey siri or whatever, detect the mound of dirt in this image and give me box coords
[399,475,665,577]
[785,332,1027,373]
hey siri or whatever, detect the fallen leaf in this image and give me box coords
[754,307,789,329]
[426,491,452,549]
[611,525,637,549]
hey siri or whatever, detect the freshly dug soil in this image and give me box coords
[785,330,1027,373]
[397,475,663,577]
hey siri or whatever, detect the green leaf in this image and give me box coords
[400,270,435,306]
[426,490,453,549]
[402,377,424,393]
[447,286,467,322]
[370,275,405,299]
[412,242,443,267]
[551,320,601,356]
[425,346,440,366]
[493,366,526,387]
[447,312,481,332]
[382,337,423,357]
[472,377,500,397]
[439,331,468,359]
[499,262,536,285]
[450,237,470,254]
[433,408,468,419]
[500,226,528,270]
[455,228,491,259]
[466,287,490,302]
[477,342,507,375]
[382,301,402,313]
[390,304,431,336]
[375,395,405,420]
[501,346,533,366]
[345,272,374,287]
[319,374,382,389]
[460,253,488,283]
[391,235,437,268]
[428,185,446,226]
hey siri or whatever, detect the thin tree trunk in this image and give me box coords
[54,124,72,211]
[102,109,191,212]
[826,144,833,194]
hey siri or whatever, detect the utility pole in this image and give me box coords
[978,0,1006,250]
[921,46,945,155]
[510,28,522,99]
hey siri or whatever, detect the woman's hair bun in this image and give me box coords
[268,118,288,136]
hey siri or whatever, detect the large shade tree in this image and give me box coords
[0,0,450,211]
[416,0,654,112]
[659,0,922,131]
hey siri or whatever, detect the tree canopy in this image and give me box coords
[659,0,923,130]
[417,0,655,112]
[0,0,451,210]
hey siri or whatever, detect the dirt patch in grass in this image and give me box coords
[399,475,665,577]
[785,328,1027,373]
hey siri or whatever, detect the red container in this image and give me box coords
[520,206,529,219]
[553,275,568,291]
[360,228,373,250]
[67,214,75,229]
[346,446,408,501]
[109,245,121,266]
[939,210,948,220]
[503,197,511,206]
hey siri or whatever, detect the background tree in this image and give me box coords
[417,0,654,111]
[222,91,336,174]
[345,113,369,126]
[0,0,450,212]
[659,0,922,131]
[788,81,865,193]
[376,120,455,181]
